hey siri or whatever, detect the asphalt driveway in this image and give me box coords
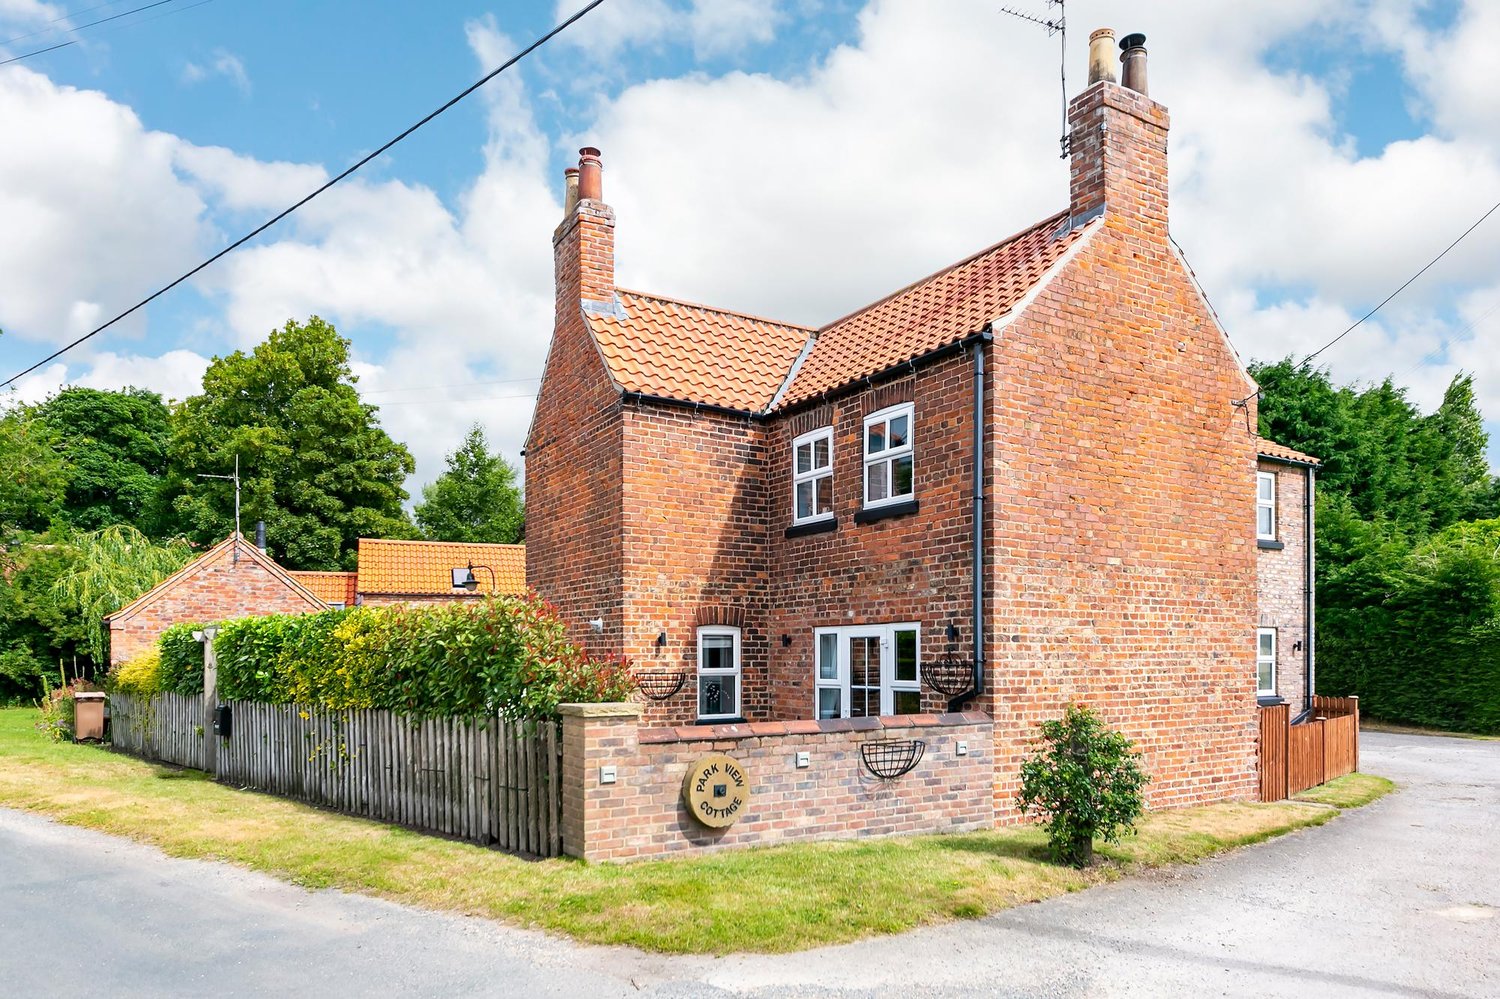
[1,730,1495,998]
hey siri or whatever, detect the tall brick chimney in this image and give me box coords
[554,146,615,312]
[1067,30,1169,235]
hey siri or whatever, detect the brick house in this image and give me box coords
[527,32,1316,815]
[105,534,326,666]
[1255,441,1320,719]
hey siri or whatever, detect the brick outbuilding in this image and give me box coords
[527,32,1316,816]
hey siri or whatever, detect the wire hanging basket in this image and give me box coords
[634,668,688,702]
[922,656,975,697]
[860,739,926,780]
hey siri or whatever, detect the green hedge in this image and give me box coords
[157,622,204,695]
[212,594,635,720]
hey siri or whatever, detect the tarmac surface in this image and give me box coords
[1,730,1495,997]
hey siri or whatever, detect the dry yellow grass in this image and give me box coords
[0,708,1367,953]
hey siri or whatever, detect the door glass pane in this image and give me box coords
[867,462,889,501]
[817,687,842,720]
[889,414,908,447]
[848,636,881,718]
[892,455,913,497]
[813,436,830,468]
[867,422,886,454]
[818,634,838,680]
[796,480,813,519]
[894,628,917,682]
[892,690,921,715]
[699,673,738,717]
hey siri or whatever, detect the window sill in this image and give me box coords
[1257,695,1286,707]
[694,716,746,726]
[1257,539,1285,550]
[854,498,920,524]
[785,517,837,539]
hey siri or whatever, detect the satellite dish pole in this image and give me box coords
[999,0,1069,157]
[197,454,242,563]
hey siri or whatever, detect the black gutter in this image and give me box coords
[1256,453,1319,470]
[619,391,761,420]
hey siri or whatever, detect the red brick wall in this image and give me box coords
[560,704,994,862]
[1257,459,1311,713]
[108,541,321,665]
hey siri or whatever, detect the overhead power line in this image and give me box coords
[0,0,608,389]
[0,0,180,65]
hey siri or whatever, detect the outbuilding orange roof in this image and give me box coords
[779,210,1087,407]
[354,538,525,596]
[1257,439,1321,466]
[587,289,813,412]
[290,571,358,606]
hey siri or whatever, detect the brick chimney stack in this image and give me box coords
[1068,30,1169,235]
[554,146,615,311]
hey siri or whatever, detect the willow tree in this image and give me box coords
[53,525,193,663]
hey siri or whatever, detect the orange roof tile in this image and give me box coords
[587,289,813,412]
[778,210,1088,407]
[291,571,358,606]
[355,538,526,596]
[1258,439,1321,466]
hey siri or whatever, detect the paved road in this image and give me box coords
[2,731,1495,998]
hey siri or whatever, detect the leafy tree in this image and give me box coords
[1017,704,1149,867]
[414,424,524,544]
[30,387,173,533]
[162,316,417,570]
[0,411,68,541]
[52,525,194,664]
[0,530,90,700]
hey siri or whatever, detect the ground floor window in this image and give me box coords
[1257,628,1277,695]
[697,626,742,720]
[814,623,921,718]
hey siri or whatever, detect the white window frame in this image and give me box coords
[1257,471,1277,541]
[813,623,922,718]
[696,626,742,721]
[792,426,835,525]
[862,403,915,510]
[1257,628,1277,696]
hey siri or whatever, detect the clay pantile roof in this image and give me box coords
[355,538,525,596]
[778,210,1087,407]
[1257,439,1321,466]
[291,571,358,606]
[587,289,814,412]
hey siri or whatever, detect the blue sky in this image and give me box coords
[1,0,1497,488]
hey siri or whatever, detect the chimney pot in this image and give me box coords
[577,146,603,202]
[563,167,579,217]
[1087,28,1117,85]
[1119,33,1148,95]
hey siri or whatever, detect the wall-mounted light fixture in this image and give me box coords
[781,634,792,648]
[1293,640,1303,653]
[451,562,496,592]
[945,623,959,642]
[588,617,604,633]
[655,631,667,647]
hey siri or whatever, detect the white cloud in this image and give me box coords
[690,0,783,58]
[181,49,251,96]
[552,0,680,59]
[6,349,209,406]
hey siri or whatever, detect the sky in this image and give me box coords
[1,0,1498,498]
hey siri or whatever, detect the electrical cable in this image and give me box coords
[0,0,179,64]
[0,0,608,389]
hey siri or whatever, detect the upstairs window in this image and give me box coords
[792,427,834,524]
[696,626,742,721]
[1257,471,1277,540]
[863,403,914,509]
[1257,628,1277,696]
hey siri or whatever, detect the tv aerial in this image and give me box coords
[998,0,1070,157]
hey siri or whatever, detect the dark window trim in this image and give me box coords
[1257,539,1285,550]
[854,498,920,524]
[692,716,747,726]
[785,517,838,539]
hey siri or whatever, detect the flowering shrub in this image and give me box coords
[211,594,635,720]
[111,648,163,697]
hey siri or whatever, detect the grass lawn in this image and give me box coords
[1294,773,1395,808]
[0,707,1381,954]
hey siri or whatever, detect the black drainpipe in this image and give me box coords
[1304,465,1315,717]
[950,331,991,712]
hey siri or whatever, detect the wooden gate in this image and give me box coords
[1258,696,1360,802]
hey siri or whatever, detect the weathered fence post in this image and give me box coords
[197,626,219,774]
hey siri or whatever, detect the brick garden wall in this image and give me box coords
[1257,459,1311,713]
[560,703,994,862]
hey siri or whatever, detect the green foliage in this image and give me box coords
[157,623,204,696]
[0,531,89,696]
[0,410,69,541]
[112,648,163,697]
[212,596,635,719]
[1016,705,1150,868]
[51,525,194,664]
[414,425,525,544]
[161,316,417,570]
[30,387,173,533]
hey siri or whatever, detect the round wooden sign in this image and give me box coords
[681,754,752,828]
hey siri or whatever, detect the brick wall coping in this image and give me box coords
[558,702,644,719]
[638,710,992,745]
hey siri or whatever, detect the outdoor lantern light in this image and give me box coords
[452,563,495,592]
[655,631,667,647]
[192,630,204,643]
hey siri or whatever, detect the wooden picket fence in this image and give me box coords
[1259,695,1360,802]
[107,691,206,770]
[108,694,562,856]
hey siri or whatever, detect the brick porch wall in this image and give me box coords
[1257,459,1311,714]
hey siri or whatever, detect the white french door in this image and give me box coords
[814,624,921,719]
